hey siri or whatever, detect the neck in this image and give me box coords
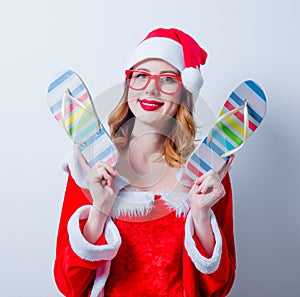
[131,116,174,155]
[130,130,165,157]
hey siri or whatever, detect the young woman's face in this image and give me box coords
[127,59,183,125]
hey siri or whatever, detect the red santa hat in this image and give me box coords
[126,28,208,101]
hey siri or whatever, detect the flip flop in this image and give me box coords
[47,69,119,167]
[180,80,267,183]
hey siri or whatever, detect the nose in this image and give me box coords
[145,77,159,95]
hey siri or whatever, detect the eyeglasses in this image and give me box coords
[125,70,182,95]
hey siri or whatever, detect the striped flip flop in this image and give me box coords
[180,80,267,183]
[47,69,118,167]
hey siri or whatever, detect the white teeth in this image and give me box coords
[143,103,160,106]
[140,101,162,106]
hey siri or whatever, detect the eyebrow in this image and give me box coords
[136,68,180,76]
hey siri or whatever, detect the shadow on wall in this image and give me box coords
[229,116,300,297]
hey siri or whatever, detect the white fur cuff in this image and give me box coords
[68,206,121,261]
[184,210,222,274]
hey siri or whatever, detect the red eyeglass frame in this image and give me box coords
[125,70,182,95]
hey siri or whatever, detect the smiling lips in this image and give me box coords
[138,99,164,111]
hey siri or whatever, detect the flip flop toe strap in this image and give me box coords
[207,100,249,159]
[61,89,100,146]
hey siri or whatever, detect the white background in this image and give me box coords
[0,0,299,296]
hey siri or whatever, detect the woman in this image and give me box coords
[54,28,236,297]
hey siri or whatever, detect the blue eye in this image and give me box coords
[160,76,177,84]
[132,72,148,80]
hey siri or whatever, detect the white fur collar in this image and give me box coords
[110,188,190,218]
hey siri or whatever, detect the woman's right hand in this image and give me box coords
[76,148,119,216]
[87,161,119,215]
[75,148,119,243]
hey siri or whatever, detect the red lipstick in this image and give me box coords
[139,99,164,111]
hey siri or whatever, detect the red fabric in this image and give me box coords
[54,173,236,297]
[143,28,208,68]
[183,174,236,297]
[105,208,185,297]
[54,175,107,297]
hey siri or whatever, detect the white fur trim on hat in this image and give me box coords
[127,37,185,71]
[181,67,204,100]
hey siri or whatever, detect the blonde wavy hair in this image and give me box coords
[108,84,196,168]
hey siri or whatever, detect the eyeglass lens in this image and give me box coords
[129,71,180,94]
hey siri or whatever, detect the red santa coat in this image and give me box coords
[54,173,236,297]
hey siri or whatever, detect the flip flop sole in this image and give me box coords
[47,69,118,167]
[181,80,267,182]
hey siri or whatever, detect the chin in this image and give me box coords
[137,113,175,130]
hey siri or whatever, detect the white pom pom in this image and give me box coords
[181,67,204,101]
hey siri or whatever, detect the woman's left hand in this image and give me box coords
[190,155,235,217]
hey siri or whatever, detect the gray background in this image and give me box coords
[0,0,299,296]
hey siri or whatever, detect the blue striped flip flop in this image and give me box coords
[179,80,267,183]
[47,69,119,167]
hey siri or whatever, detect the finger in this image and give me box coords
[226,154,235,169]
[89,170,114,190]
[197,178,218,194]
[98,173,115,189]
[106,175,115,189]
[74,146,91,173]
[218,154,235,180]
[95,167,113,182]
[196,175,209,193]
[197,172,221,194]
[197,185,225,207]
[197,181,209,193]
[95,161,119,176]
[194,171,210,186]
